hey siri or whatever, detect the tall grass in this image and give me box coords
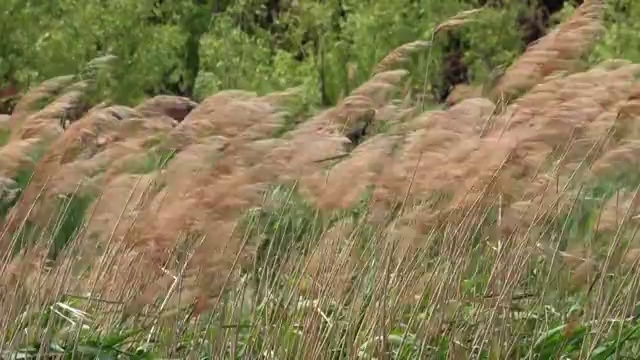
[2,1,640,359]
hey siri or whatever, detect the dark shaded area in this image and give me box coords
[434,33,470,103]
[517,0,584,47]
[434,0,582,103]
[345,114,374,147]
[0,74,19,114]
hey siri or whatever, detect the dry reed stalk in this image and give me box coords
[433,8,484,35]
[296,219,358,299]
[373,40,431,75]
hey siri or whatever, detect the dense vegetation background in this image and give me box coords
[1,0,636,111]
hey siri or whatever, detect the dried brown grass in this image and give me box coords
[3,3,640,355]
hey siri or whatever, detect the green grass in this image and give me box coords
[47,191,96,260]
[124,148,177,175]
[0,127,10,147]
[0,167,32,220]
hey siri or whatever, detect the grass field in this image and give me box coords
[2,0,640,358]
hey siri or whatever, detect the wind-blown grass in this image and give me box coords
[2,1,640,358]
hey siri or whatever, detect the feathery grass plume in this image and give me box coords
[113,68,405,313]
[383,57,629,226]
[2,106,127,240]
[81,173,157,257]
[490,0,605,99]
[0,138,41,179]
[445,84,483,106]
[374,98,498,210]
[397,97,494,134]
[26,114,178,260]
[300,134,395,211]
[155,136,228,190]
[381,57,639,238]
[433,8,484,35]
[12,82,92,142]
[167,90,289,151]
[496,63,640,178]
[296,69,409,141]
[373,40,432,75]
[96,118,177,181]
[374,101,418,127]
[444,97,496,130]
[505,171,574,227]
[596,190,640,234]
[488,64,639,176]
[134,95,198,122]
[591,140,640,180]
[48,112,174,194]
[568,257,599,289]
[120,171,263,312]
[350,69,410,103]
[114,112,176,139]
[8,75,76,128]
[612,83,640,136]
[116,141,285,313]
[622,248,640,268]
[0,176,20,212]
[260,86,304,107]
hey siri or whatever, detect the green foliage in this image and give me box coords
[243,183,327,281]
[0,140,47,221]
[462,4,523,84]
[590,0,640,64]
[48,191,95,260]
[0,0,529,107]
[1,0,185,105]
[4,0,637,108]
[125,147,176,175]
[0,127,10,147]
[0,168,31,220]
